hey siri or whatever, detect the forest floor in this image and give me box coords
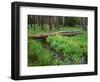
[28,25,82,36]
[28,26,87,66]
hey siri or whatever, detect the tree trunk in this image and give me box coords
[41,16,44,30]
[80,18,87,31]
[48,16,52,30]
[31,15,36,30]
[62,16,65,26]
[28,15,33,28]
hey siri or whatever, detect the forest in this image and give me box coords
[28,15,88,66]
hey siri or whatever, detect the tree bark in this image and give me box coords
[48,16,52,30]
[80,17,87,31]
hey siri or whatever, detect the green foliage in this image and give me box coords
[64,17,80,27]
[47,34,66,52]
[28,39,53,66]
[28,32,87,66]
[52,59,62,65]
[47,32,87,64]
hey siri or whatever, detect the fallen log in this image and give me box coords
[29,30,82,39]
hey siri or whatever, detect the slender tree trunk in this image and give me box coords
[48,16,52,30]
[38,16,41,27]
[31,15,36,30]
[28,15,33,28]
[56,17,59,30]
[41,16,44,30]
[62,16,65,26]
[80,18,87,31]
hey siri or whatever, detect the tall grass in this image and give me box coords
[28,39,53,66]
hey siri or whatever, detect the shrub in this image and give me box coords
[52,59,62,65]
[47,33,87,64]
[28,39,53,66]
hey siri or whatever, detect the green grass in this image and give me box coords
[28,39,54,66]
[28,25,87,66]
[28,24,82,36]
